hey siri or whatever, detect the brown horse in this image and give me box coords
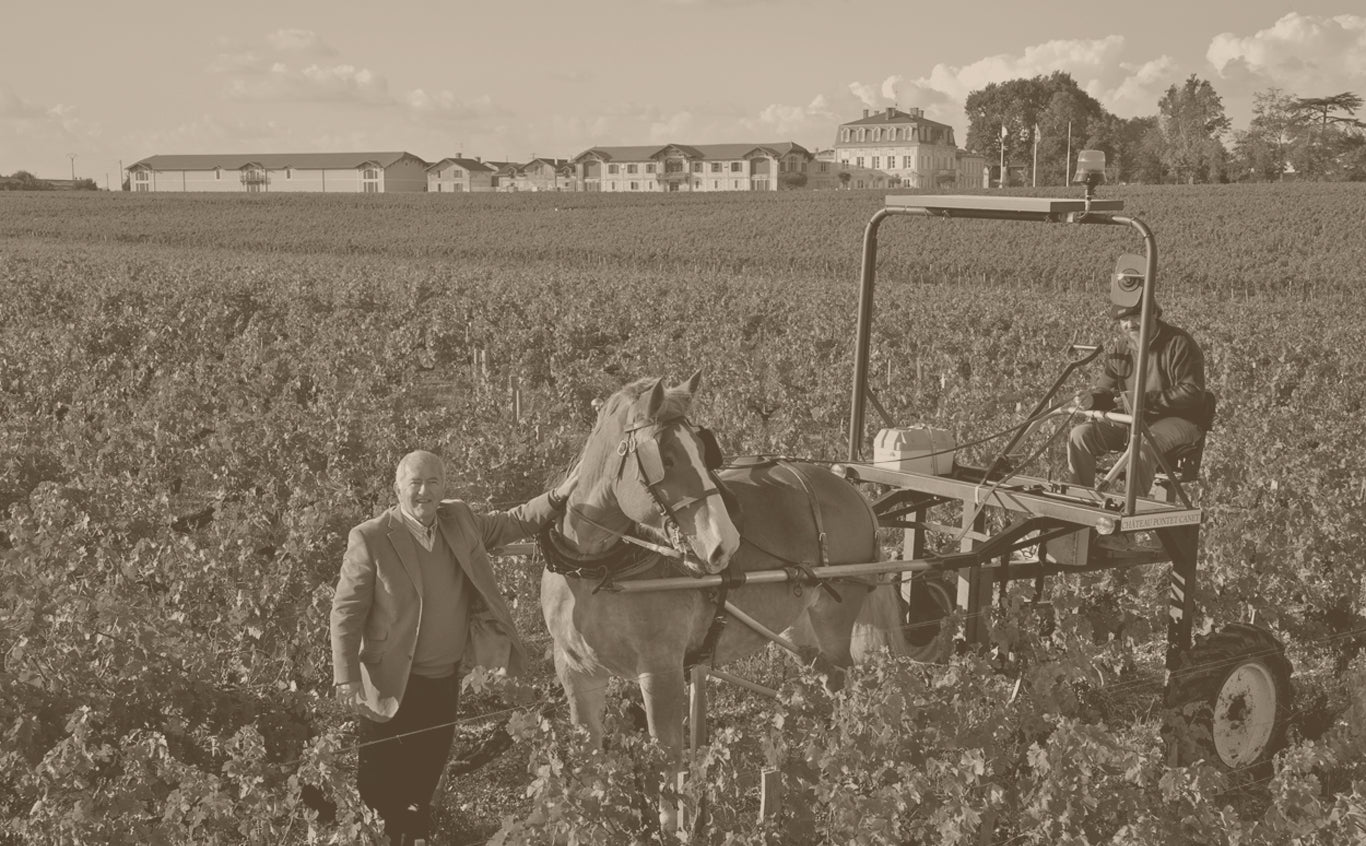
[540,372,907,833]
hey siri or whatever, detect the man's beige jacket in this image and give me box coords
[330,495,555,721]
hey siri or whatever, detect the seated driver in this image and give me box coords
[1068,300,1208,496]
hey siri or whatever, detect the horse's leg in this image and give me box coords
[637,669,688,838]
[804,580,877,691]
[553,645,610,747]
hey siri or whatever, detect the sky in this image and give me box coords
[2,0,1364,184]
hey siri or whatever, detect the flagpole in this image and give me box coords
[999,123,1006,189]
[1032,124,1038,187]
[1065,120,1072,184]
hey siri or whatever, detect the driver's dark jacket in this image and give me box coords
[1091,319,1209,429]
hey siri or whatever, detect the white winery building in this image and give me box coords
[126,152,430,193]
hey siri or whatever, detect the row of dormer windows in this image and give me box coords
[840,125,952,144]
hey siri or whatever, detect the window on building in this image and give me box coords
[904,156,913,169]
[363,168,378,180]
[608,164,619,174]
[630,181,638,190]
[712,180,718,188]
[666,161,683,173]
[710,162,722,173]
[645,163,656,173]
[871,156,879,169]
[856,180,865,189]
[627,164,638,174]
[692,162,702,172]
[730,161,742,172]
[285,168,292,180]
[733,180,740,189]
[856,157,864,168]
[820,162,828,173]
[363,182,378,193]
[215,168,221,180]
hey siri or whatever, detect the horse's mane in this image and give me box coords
[576,377,694,494]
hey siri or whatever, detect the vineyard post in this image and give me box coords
[688,664,709,835]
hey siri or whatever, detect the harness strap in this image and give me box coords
[776,459,829,566]
[538,522,657,586]
[684,565,740,673]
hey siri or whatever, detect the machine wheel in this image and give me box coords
[1164,623,1293,770]
[902,576,955,662]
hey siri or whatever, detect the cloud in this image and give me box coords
[226,62,391,104]
[210,30,505,122]
[1207,13,1366,96]
[404,90,507,120]
[880,35,1178,118]
[266,28,338,57]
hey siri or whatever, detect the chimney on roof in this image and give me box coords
[911,107,923,119]
[475,156,481,162]
[886,107,895,118]
[863,108,869,118]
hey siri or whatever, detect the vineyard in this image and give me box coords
[2,184,1366,844]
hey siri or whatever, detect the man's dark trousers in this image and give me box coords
[358,673,459,841]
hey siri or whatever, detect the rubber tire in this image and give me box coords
[1164,622,1293,770]
[903,576,955,663]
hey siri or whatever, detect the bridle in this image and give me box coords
[616,415,727,554]
[540,415,733,586]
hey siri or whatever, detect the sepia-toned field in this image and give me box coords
[3,184,1366,844]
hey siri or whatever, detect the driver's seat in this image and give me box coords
[1152,390,1217,500]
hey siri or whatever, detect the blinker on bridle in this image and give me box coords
[617,416,726,529]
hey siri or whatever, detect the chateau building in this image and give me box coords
[835,108,985,191]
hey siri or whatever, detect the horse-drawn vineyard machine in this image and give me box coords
[500,152,1294,833]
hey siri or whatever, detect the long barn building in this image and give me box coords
[126,152,429,193]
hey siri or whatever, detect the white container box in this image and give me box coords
[874,426,956,476]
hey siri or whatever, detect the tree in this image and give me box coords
[1231,87,1303,181]
[1291,92,1365,179]
[0,170,54,191]
[965,72,1107,186]
[1096,115,1165,184]
[1157,75,1231,183]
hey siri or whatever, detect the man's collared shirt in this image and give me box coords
[398,505,437,552]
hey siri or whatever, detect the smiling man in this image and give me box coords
[330,450,573,845]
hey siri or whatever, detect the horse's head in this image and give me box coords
[577,371,740,576]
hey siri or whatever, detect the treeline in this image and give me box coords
[966,73,1365,184]
[0,171,99,191]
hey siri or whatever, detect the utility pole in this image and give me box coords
[68,153,77,180]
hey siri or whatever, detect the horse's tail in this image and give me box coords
[850,581,912,662]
